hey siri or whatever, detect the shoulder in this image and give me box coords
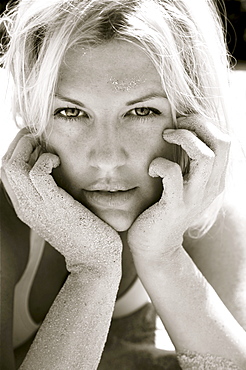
[184,197,246,269]
[185,153,246,255]
[0,179,30,284]
[184,197,246,271]
[0,179,30,367]
[184,155,246,269]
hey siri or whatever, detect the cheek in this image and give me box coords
[132,127,174,167]
[43,120,175,202]
[43,131,87,193]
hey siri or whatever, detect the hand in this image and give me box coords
[127,115,230,259]
[1,130,122,274]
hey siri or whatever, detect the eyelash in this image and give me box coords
[53,107,162,122]
[126,107,161,120]
[54,107,87,122]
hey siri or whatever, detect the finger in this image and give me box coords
[2,128,30,162]
[5,134,40,171]
[1,137,42,215]
[176,115,229,152]
[163,129,214,196]
[177,116,231,193]
[2,135,39,192]
[149,157,183,205]
[164,128,214,160]
[29,153,61,199]
[2,135,39,196]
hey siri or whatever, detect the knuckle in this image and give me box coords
[169,161,182,174]
[217,132,231,148]
[10,157,29,174]
[198,152,215,173]
[198,146,215,163]
[3,158,17,175]
[175,128,196,141]
[207,149,215,160]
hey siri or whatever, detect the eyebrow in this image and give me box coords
[54,92,167,107]
[126,93,167,106]
[55,93,86,107]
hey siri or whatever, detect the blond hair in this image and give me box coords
[0,0,231,236]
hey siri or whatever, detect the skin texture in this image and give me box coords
[1,40,175,369]
[45,40,174,232]
[176,350,242,369]
[1,135,122,271]
[127,115,231,257]
[2,133,123,369]
[1,40,246,369]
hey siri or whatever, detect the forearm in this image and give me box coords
[20,267,121,370]
[133,246,246,369]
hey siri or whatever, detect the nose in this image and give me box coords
[88,124,128,172]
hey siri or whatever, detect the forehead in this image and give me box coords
[58,40,162,93]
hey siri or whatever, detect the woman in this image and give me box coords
[1,0,246,368]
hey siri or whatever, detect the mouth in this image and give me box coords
[82,188,137,208]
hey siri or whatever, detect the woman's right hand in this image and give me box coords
[1,130,122,274]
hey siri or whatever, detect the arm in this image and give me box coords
[1,132,122,369]
[184,201,246,332]
[133,243,246,369]
[20,266,120,369]
[128,116,246,369]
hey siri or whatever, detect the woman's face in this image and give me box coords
[46,40,174,232]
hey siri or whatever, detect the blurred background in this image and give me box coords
[216,0,246,65]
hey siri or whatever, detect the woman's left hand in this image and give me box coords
[127,115,231,260]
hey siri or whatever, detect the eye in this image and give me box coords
[134,107,152,116]
[54,107,86,120]
[126,107,161,118]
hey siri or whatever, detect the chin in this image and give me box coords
[96,209,136,232]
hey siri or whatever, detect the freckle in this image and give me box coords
[108,76,145,92]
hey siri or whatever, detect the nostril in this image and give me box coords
[88,144,127,170]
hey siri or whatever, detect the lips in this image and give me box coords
[82,188,137,208]
[84,181,135,192]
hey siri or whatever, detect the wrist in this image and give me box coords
[131,245,185,289]
[131,243,183,271]
[66,256,122,279]
[128,226,184,265]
